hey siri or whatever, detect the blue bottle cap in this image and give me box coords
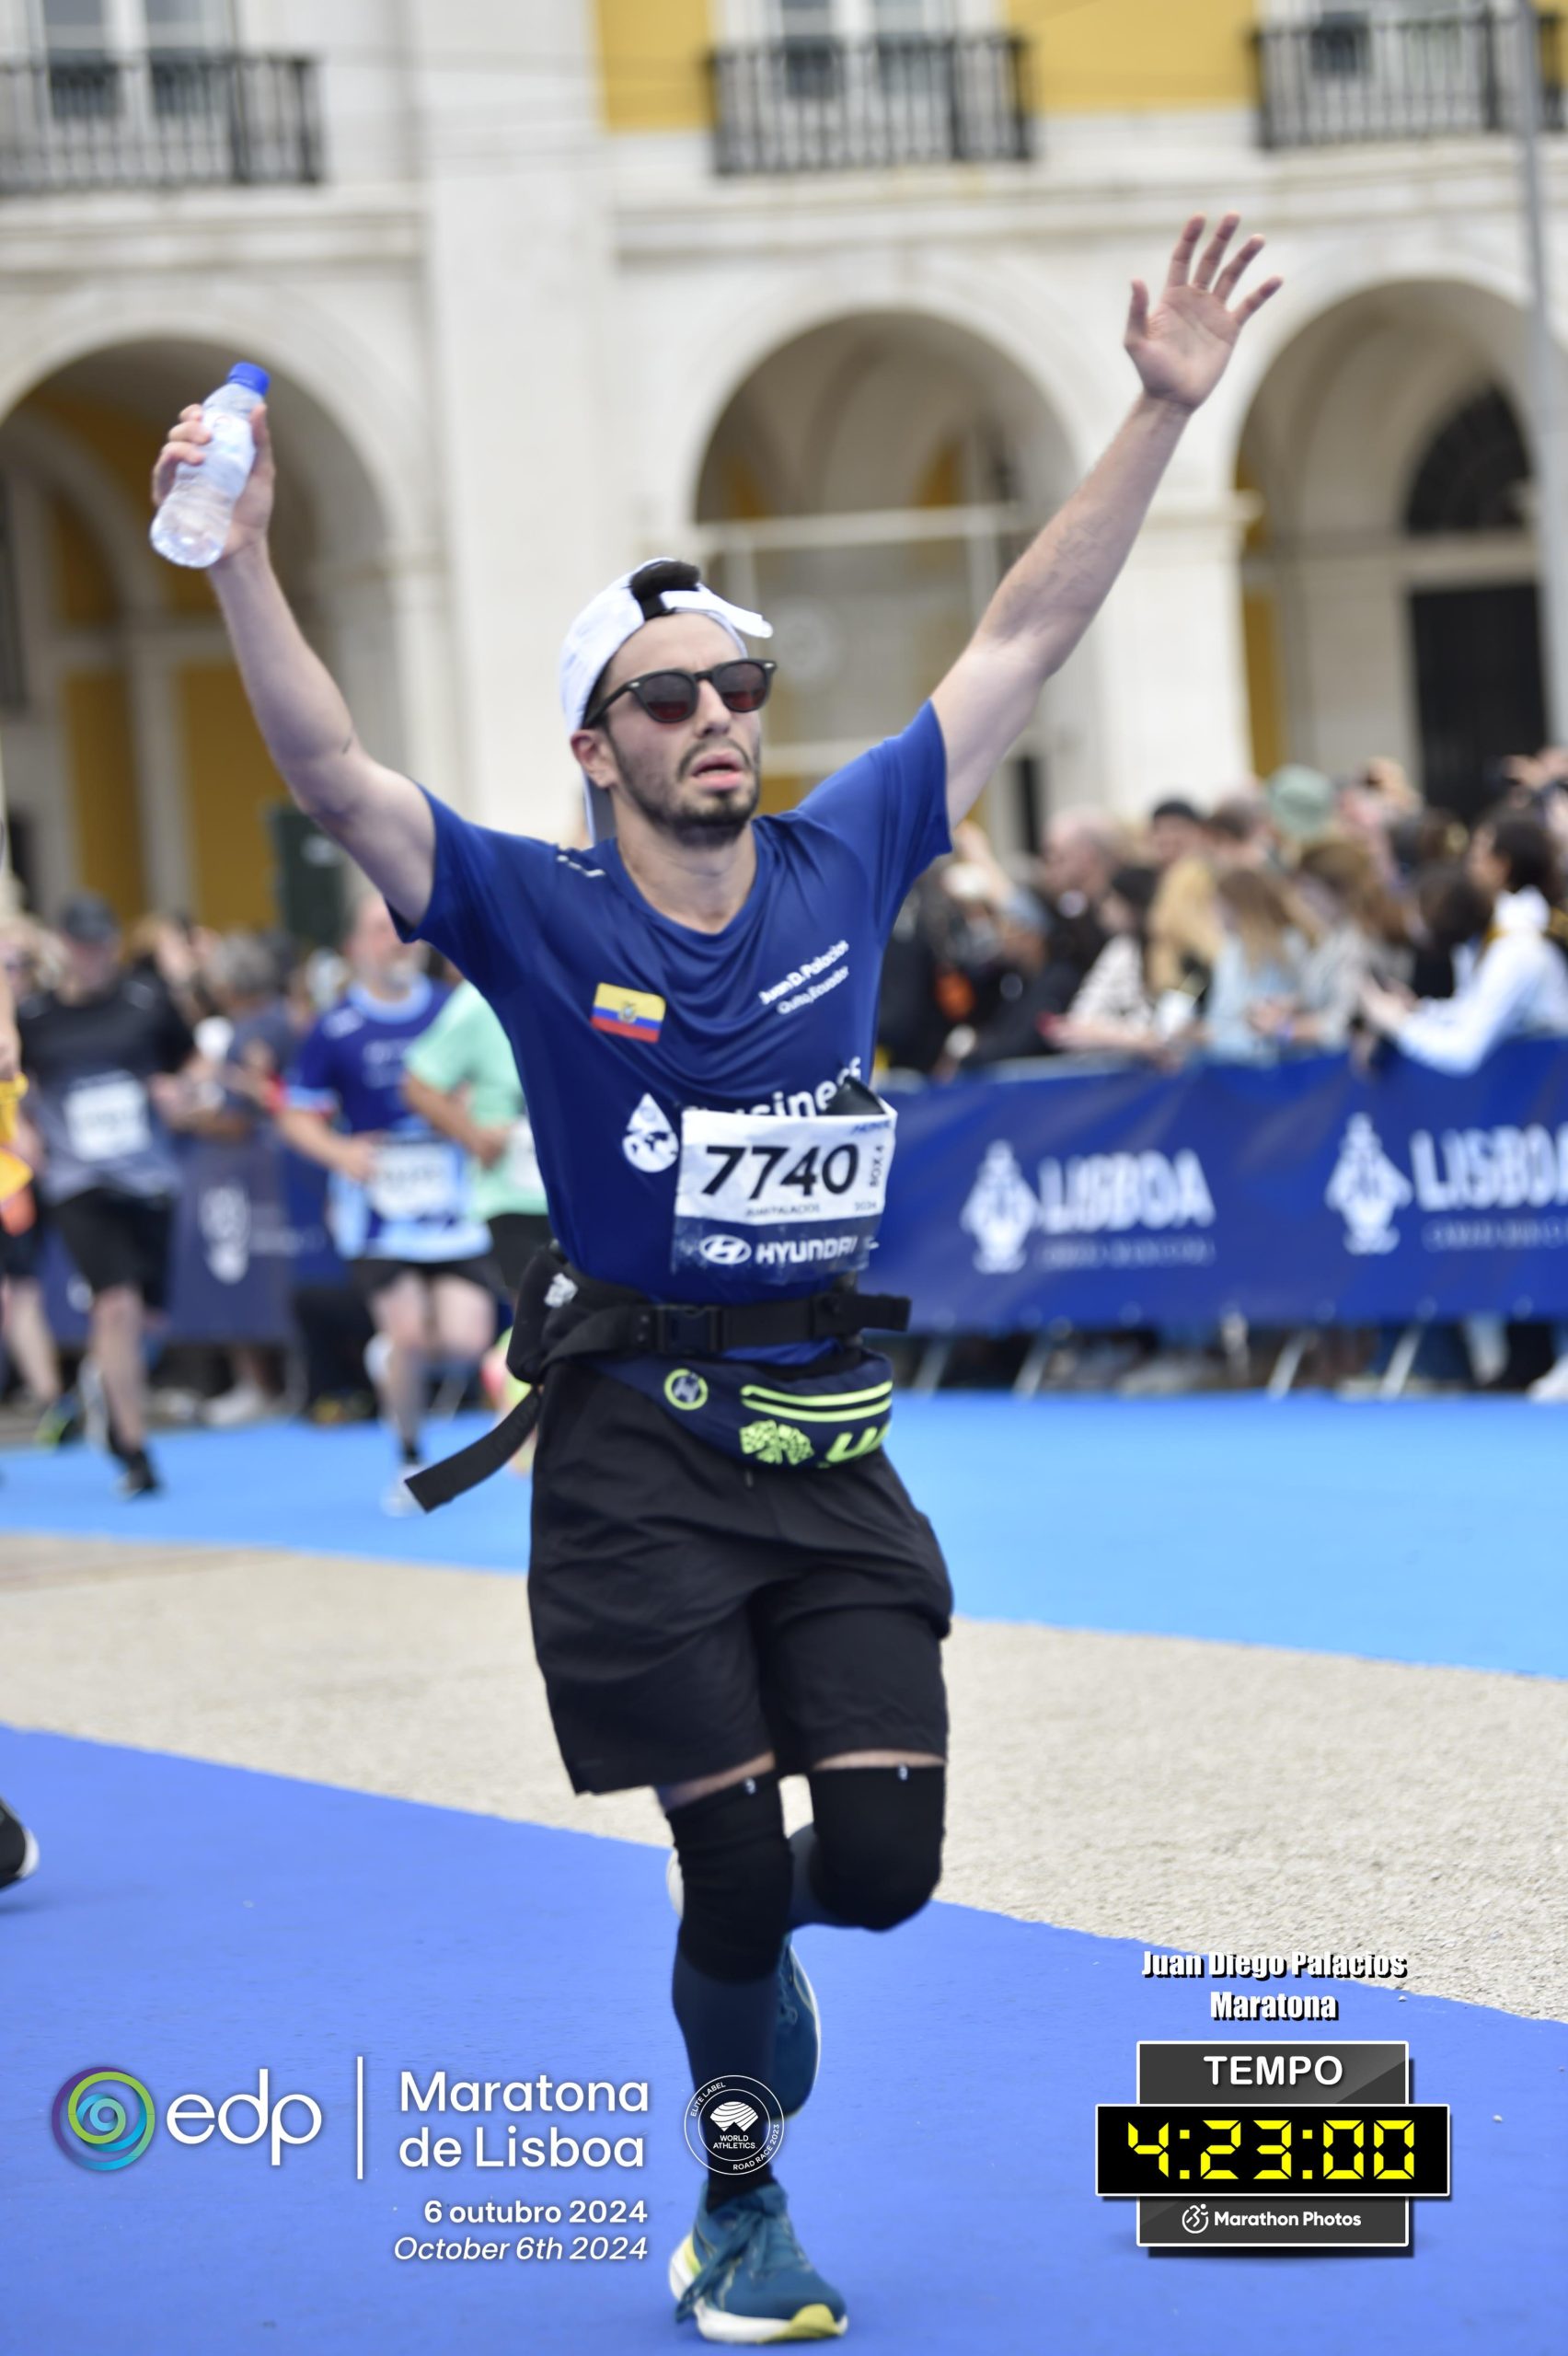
[227,363,271,396]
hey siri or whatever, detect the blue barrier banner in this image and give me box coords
[874,1040,1568,1332]
[41,1136,339,1345]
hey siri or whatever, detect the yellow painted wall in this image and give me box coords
[176,664,282,929]
[51,494,118,628]
[594,0,712,132]
[29,387,209,615]
[758,768,801,815]
[593,0,1257,130]
[1241,589,1285,776]
[62,669,146,918]
[1236,452,1284,772]
[1006,0,1256,110]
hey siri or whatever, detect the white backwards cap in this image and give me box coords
[559,559,772,842]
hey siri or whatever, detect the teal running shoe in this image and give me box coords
[33,1392,84,1449]
[665,1850,822,2118]
[670,2181,847,2343]
[771,1940,821,2119]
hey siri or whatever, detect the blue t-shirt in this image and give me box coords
[288,976,490,1264]
[394,702,951,1301]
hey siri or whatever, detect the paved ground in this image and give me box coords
[2,1399,1563,2351]
[0,1530,1561,2019]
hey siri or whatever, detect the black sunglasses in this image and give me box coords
[585,659,776,730]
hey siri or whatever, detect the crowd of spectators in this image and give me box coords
[878,755,1568,1080]
[3,741,1568,1444]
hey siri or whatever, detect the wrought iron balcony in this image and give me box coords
[0,52,323,195]
[709,33,1032,175]
[1253,8,1562,148]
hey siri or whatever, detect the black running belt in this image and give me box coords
[405,1277,911,1515]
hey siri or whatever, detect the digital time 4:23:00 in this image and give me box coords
[1093,2106,1450,2198]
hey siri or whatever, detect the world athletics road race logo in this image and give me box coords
[52,2068,156,2170]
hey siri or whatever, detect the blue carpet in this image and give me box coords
[1,1730,1562,2355]
[2,1396,1564,1675]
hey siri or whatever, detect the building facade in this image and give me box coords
[0,0,1562,928]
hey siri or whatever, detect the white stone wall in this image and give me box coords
[4,0,1568,903]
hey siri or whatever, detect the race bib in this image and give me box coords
[368,1138,465,1224]
[672,1102,895,1285]
[505,1117,543,1198]
[64,1074,150,1165]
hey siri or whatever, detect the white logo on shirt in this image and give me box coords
[758,940,849,1018]
[623,1092,678,1174]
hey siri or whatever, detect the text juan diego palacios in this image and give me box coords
[1140,1952,1410,2019]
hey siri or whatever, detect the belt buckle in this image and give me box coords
[655,1302,721,1357]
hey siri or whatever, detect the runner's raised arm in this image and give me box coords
[150,403,435,920]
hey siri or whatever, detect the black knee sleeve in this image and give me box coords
[666,1773,793,1984]
[806,1762,945,1932]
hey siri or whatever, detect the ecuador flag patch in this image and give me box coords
[591,982,666,1043]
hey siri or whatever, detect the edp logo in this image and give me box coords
[166,2068,323,2165]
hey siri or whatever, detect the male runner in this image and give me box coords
[156,214,1277,2339]
[276,896,496,1512]
[17,894,196,1498]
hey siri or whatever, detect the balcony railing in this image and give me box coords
[0,52,323,195]
[709,34,1032,174]
[1253,8,1562,147]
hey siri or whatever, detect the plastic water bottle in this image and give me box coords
[150,362,271,569]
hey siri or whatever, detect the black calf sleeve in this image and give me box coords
[797,1762,945,1933]
[666,1772,793,1984]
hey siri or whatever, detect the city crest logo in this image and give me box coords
[1324,1113,1412,1255]
[52,2068,156,2171]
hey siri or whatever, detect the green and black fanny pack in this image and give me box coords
[605,1347,895,1470]
[405,1246,910,1512]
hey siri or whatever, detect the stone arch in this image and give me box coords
[663,277,1095,838]
[644,251,1117,545]
[0,274,426,566]
[0,298,419,922]
[1234,268,1547,804]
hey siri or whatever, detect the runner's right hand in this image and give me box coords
[337,1135,379,1186]
[151,399,276,566]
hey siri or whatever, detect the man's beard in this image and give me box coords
[613,741,761,847]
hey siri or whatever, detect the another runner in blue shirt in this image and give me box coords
[157,214,1278,2342]
[277,895,496,1511]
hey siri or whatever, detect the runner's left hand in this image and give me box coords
[1125,214,1281,413]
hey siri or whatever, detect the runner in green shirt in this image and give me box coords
[402,979,551,1295]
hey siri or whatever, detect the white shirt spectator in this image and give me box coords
[1067,933,1153,1029]
[1393,888,1568,1074]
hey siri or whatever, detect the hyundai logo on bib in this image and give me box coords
[698,1235,753,1265]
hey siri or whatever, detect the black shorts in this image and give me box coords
[0,1206,41,1282]
[528,1362,953,1796]
[52,1189,175,1309]
[350,1253,498,1305]
[488,1212,554,1300]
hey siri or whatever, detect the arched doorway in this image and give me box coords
[0,337,398,930]
[1238,278,1542,814]
[1403,386,1541,814]
[690,308,1077,849]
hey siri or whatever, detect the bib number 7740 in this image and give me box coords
[672,1103,896,1283]
[698,1138,866,1206]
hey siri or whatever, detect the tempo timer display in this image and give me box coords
[1095,2106,1450,2200]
